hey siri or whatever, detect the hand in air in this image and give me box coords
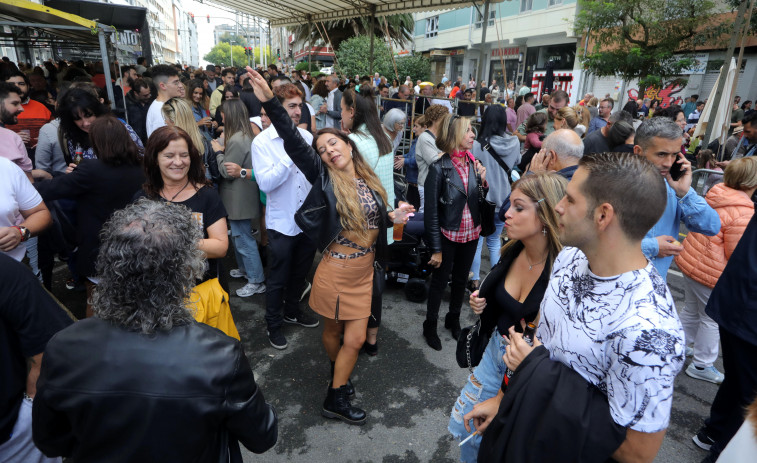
[244,66,274,102]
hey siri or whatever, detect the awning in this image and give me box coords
[206,0,504,28]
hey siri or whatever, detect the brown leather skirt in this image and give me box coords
[309,252,374,321]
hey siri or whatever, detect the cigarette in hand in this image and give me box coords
[459,431,478,447]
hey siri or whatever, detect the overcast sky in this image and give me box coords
[187,0,258,66]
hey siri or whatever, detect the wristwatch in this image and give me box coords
[240,169,247,179]
[13,226,30,242]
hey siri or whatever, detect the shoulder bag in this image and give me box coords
[456,317,491,371]
[477,169,496,237]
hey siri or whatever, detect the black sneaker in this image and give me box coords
[693,430,715,451]
[266,329,288,350]
[284,310,320,328]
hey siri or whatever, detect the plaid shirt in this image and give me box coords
[442,152,481,243]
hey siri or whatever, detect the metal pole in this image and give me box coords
[98,29,116,110]
[475,0,491,101]
[230,40,233,67]
[703,0,748,151]
[308,19,312,71]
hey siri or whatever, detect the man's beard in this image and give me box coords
[0,106,18,125]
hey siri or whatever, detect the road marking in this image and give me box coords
[668,269,683,278]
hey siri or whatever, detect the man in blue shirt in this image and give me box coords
[635,118,720,279]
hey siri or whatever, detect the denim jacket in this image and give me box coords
[642,183,721,278]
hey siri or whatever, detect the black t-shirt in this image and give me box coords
[458,101,477,117]
[0,254,73,444]
[134,185,227,280]
[583,129,611,155]
[479,87,490,101]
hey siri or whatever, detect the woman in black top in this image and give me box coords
[136,126,228,282]
[37,116,145,317]
[244,68,413,426]
[447,172,566,462]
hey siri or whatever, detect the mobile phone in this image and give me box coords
[669,156,685,181]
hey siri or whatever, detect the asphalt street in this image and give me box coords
[51,246,719,463]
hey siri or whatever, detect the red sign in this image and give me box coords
[491,47,520,58]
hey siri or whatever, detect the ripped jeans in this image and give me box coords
[449,327,507,463]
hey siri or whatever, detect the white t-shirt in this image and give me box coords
[145,100,166,138]
[0,157,43,261]
[538,247,684,433]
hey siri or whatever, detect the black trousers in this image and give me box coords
[264,229,316,331]
[425,236,478,323]
[702,327,757,456]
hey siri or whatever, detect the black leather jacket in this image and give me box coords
[261,98,390,257]
[423,153,488,253]
[32,318,277,462]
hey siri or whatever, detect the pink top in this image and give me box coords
[0,126,31,172]
[525,132,543,151]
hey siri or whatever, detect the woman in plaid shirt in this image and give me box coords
[423,114,488,350]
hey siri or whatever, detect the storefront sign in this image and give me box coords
[449,49,466,56]
[111,30,140,46]
[491,47,520,59]
[430,49,450,56]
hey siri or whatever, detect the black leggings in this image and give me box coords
[425,236,479,322]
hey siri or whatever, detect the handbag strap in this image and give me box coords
[466,317,481,372]
[483,141,512,178]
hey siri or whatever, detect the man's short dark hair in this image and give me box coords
[524,92,534,102]
[271,75,291,86]
[634,117,683,150]
[579,152,667,241]
[131,78,150,94]
[151,64,179,81]
[743,111,757,127]
[550,89,569,104]
[0,81,23,102]
[609,110,633,125]
[121,65,135,77]
[0,68,29,87]
[137,57,146,65]
[691,94,699,100]
[268,64,278,72]
[221,68,235,78]
[205,64,215,72]
[601,98,614,109]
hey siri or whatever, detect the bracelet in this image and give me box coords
[11,225,23,239]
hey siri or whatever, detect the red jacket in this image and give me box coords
[675,183,754,288]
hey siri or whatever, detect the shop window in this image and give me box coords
[548,0,563,6]
[475,10,496,29]
[425,16,439,38]
[520,0,533,12]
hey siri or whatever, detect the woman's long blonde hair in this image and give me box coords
[314,128,388,242]
[500,172,567,268]
[162,97,206,155]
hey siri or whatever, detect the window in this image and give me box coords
[520,0,533,12]
[548,0,563,5]
[425,16,439,38]
[475,10,496,29]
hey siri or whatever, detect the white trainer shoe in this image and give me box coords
[685,363,724,384]
[236,282,266,297]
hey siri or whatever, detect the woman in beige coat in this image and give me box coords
[212,99,265,298]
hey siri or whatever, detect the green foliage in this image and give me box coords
[217,33,248,47]
[575,0,728,88]
[204,43,275,68]
[295,62,319,72]
[395,54,431,82]
[335,36,394,78]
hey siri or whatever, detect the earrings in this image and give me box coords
[349,151,353,158]
[542,227,547,235]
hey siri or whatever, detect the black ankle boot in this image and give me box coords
[445,314,462,341]
[423,320,442,351]
[330,362,355,398]
[322,385,366,425]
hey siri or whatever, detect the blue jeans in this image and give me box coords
[449,328,508,463]
[229,219,264,284]
[469,215,505,281]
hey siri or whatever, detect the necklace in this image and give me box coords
[162,179,190,202]
[525,253,547,271]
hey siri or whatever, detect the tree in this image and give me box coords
[203,43,248,68]
[217,32,248,47]
[292,14,413,51]
[574,0,729,90]
[335,36,394,78]
[395,54,431,82]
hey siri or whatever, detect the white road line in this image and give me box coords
[668,269,683,278]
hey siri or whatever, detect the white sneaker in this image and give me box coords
[685,363,724,384]
[229,268,246,279]
[236,282,266,297]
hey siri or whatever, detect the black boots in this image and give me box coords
[322,385,366,425]
[423,320,442,350]
[330,362,355,398]
[445,313,462,341]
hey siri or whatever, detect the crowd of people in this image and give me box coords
[2,54,757,463]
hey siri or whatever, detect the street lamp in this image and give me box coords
[229,39,236,67]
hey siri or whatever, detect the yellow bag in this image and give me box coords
[189,278,240,340]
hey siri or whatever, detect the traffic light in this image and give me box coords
[190,13,194,23]
[288,48,293,58]
[207,15,210,23]
[276,48,280,58]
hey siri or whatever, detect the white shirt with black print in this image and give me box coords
[537,247,684,433]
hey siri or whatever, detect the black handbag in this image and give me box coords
[373,260,386,296]
[456,317,491,371]
[477,171,496,236]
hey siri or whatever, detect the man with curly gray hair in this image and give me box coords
[32,199,278,461]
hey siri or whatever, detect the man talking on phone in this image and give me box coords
[634,117,720,279]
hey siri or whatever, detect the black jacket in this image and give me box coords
[478,241,551,337]
[35,159,145,278]
[478,346,626,463]
[32,318,277,462]
[124,90,151,144]
[424,153,488,253]
[706,213,757,346]
[261,98,390,256]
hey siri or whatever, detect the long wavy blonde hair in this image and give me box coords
[162,97,206,155]
[500,172,567,268]
[314,128,388,242]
